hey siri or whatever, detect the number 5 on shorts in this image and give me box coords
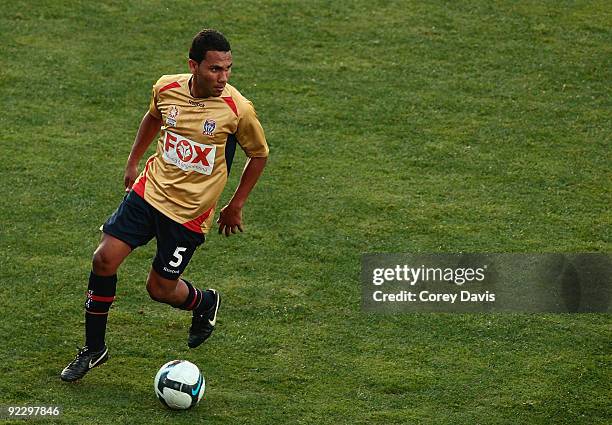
[169,247,187,267]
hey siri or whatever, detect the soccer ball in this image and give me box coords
[154,360,205,410]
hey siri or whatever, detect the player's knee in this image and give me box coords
[146,281,162,302]
[146,275,171,302]
[146,284,159,302]
[92,248,118,275]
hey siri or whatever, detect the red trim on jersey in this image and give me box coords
[222,96,238,117]
[131,157,154,198]
[88,294,116,303]
[182,206,213,233]
[159,81,181,93]
[132,178,145,198]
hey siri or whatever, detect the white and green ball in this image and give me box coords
[154,360,205,410]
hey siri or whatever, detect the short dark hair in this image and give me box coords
[189,29,231,63]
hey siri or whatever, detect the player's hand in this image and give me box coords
[124,163,139,191]
[217,204,244,237]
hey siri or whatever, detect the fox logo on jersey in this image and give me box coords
[163,130,216,175]
[203,119,216,136]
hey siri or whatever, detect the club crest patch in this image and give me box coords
[166,105,179,127]
[203,119,216,136]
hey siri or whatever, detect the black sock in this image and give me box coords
[85,272,116,351]
[177,280,213,311]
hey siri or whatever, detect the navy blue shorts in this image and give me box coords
[102,191,206,280]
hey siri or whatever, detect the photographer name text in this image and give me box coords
[371,264,495,304]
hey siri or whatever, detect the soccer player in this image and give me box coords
[61,29,269,382]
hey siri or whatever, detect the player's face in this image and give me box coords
[188,51,232,98]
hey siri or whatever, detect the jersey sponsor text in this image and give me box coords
[162,130,216,175]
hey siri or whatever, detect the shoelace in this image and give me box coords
[66,347,87,368]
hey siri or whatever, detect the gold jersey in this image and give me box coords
[132,74,269,234]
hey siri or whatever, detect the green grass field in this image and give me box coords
[1,1,610,424]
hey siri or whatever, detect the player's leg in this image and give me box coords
[85,234,132,350]
[61,191,155,382]
[146,268,220,348]
[149,212,220,348]
[146,268,216,309]
[60,235,132,382]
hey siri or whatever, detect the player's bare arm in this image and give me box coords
[217,156,267,237]
[124,111,162,190]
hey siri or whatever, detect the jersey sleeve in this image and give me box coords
[148,81,162,119]
[235,100,269,158]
